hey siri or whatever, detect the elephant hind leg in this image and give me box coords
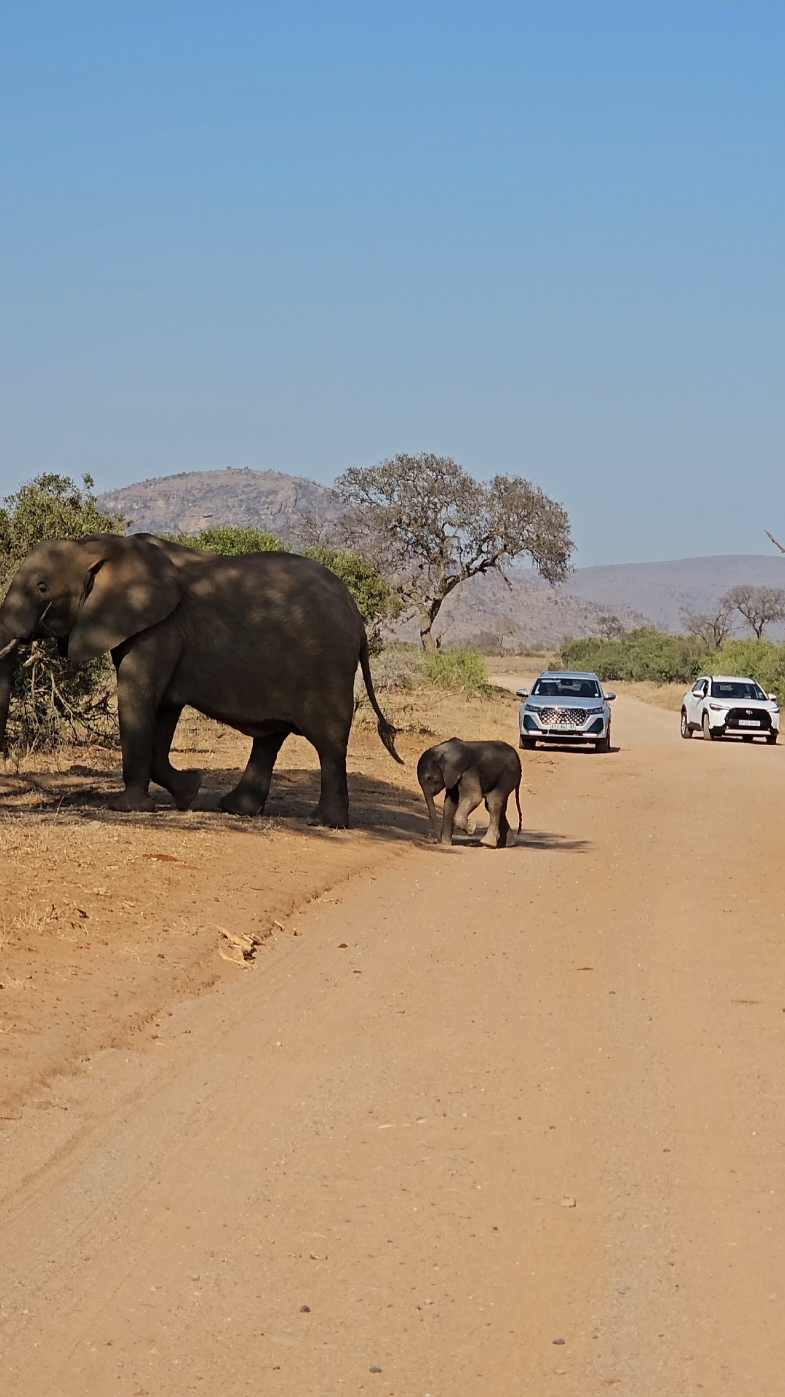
[151,706,201,811]
[306,740,350,829]
[480,787,510,848]
[219,733,287,817]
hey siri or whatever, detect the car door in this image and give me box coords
[688,678,708,726]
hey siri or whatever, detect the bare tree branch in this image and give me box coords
[721,584,785,640]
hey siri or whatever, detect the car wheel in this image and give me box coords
[767,732,778,745]
[680,709,692,739]
[519,736,536,750]
[594,725,611,753]
[702,712,717,741]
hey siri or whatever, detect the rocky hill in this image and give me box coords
[98,468,342,539]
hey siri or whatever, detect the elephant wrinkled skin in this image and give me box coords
[0,533,402,826]
[417,737,523,848]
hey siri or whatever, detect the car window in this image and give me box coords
[710,680,767,701]
[532,677,601,699]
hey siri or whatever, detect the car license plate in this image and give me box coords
[738,719,760,726]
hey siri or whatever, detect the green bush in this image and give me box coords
[177,525,287,555]
[704,639,785,703]
[559,628,705,685]
[425,648,494,698]
[559,627,785,704]
[0,474,126,753]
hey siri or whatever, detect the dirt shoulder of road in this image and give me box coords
[0,683,528,1118]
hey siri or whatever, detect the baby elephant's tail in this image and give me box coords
[359,636,404,765]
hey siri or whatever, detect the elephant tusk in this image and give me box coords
[0,637,18,661]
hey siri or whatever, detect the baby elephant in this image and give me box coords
[417,738,523,848]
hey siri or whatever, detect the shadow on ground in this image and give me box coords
[0,764,425,843]
[0,765,591,855]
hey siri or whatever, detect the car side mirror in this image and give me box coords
[516,688,529,699]
[604,692,616,701]
[769,693,778,702]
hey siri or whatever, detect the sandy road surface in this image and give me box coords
[3,692,785,1395]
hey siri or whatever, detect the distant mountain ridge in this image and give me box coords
[96,469,785,645]
[566,555,785,634]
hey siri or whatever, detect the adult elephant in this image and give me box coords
[0,533,402,825]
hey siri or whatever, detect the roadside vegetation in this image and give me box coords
[560,628,785,703]
[0,474,126,753]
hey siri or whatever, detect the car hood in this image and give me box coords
[524,696,606,709]
[710,698,778,710]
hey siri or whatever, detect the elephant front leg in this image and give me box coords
[440,785,460,844]
[220,734,286,817]
[453,768,483,837]
[151,706,201,811]
[422,788,444,840]
[109,674,158,813]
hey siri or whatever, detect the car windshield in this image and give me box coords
[531,677,601,699]
[710,680,767,701]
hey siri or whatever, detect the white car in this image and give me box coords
[681,675,780,743]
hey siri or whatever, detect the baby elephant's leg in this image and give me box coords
[480,785,510,848]
[454,767,483,836]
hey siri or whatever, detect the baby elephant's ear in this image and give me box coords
[440,740,473,791]
[69,535,182,663]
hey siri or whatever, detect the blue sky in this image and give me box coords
[1,2,784,566]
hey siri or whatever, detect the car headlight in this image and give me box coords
[708,703,725,711]
[584,705,605,715]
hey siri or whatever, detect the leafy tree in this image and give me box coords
[335,453,572,651]
[177,525,288,555]
[597,612,626,640]
[721,584,785,640]
[301,544,401,654]
[0,473,125,587]
[0,474,127,752]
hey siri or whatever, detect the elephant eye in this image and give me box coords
[37,581,47,594]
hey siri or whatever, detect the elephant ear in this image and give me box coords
[69,535,182,663]
[440,739,474,791]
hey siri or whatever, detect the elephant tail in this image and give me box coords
[359,636,404,765]
[515,777,523,834]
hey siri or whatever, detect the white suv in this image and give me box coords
[681,675,780,744]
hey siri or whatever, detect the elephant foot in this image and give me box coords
[454,815,476,835]
[505,829,518,848]
[306,807,349,830]
[219,787,266,817]
[480,832,502,849]
[108,789,156,813]
[169,769,201,812]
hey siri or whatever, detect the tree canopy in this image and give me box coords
[0,473,126,588]
[335,453,573,649]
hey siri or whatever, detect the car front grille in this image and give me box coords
[724,707,771,730]
[536,707,590,728]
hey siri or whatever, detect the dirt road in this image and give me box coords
[2,692,785,1395]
